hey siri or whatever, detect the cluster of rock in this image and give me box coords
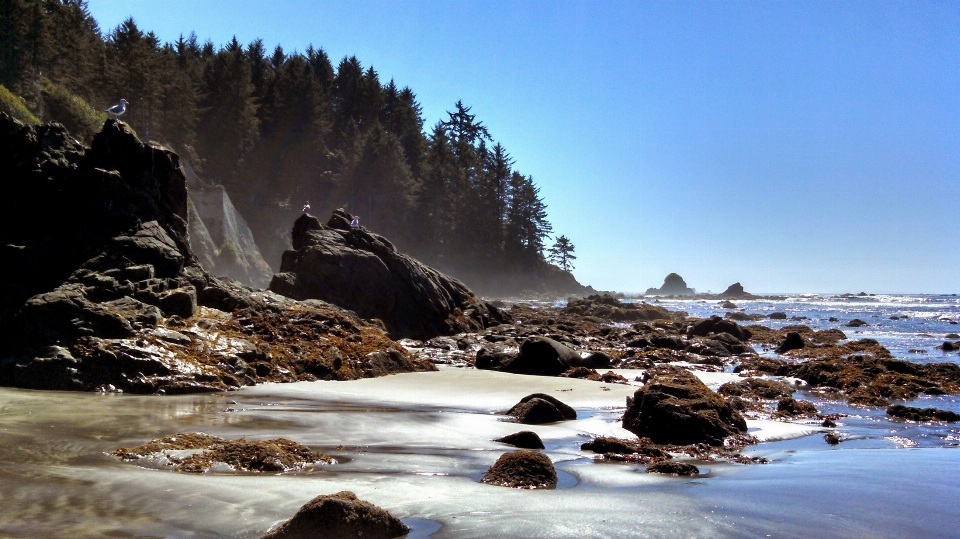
[269,211,509,341]
[0,115,434,393]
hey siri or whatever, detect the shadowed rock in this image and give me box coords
[886,404,960,422]
[646,461,699,476]
[269,210,508,340]
[507,393,577,421]
[501,336,582,376]
[494,431,545,449]
[261,491,409,539]
[776,331,807,354]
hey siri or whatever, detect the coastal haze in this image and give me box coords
[85,0,960,294]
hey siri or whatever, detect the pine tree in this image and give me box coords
[547,235,576,272]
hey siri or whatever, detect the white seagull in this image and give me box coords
[105,99,127,117]
[302,201,311,213]
[350,216,360,229]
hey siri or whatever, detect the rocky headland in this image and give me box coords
[0,115,434,394]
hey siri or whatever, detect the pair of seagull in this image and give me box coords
[301,202,360,229]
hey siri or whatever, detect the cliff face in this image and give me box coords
[0,115,433,393]
[181,159,274,290]
[188,185,274,289]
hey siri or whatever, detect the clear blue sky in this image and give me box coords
[87,0,960,294]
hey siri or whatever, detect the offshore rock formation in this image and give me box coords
[720,282,754,298]
[0,115,433,393]
[645,273,695,296]
[269,210,509,340]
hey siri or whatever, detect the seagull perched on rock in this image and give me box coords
[350,216,360,229]
[302,201,310,213]
[105,99,127,117]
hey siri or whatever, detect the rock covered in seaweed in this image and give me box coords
[481,450,557,489]
[261,491,409,539]
[0,115,433,393]
[622,366,747,445]
[269,210,509,341]
[112,432,334,473]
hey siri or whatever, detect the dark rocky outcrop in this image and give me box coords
[494,431,545,449]
[768,312,787,320]
[506,393,577,424]
[0,116,433,393]
[646,461,699,476]
[845,319,868,328]
[564,294,671,322]
[269,211,508,340]
[622,366,747,445]
[645,273,695,296]
[481,450,557,489]
[261,491,409,539]
[886,405,960,422]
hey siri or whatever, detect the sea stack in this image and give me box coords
[645,273,695,296]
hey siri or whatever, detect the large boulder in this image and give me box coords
[645,273,695,296]
[622,366,747,445]
[261,491,409,539]
[269,211,509,340]
[501,337,582,376]
[0,115,433,393]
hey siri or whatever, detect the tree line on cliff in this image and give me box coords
[0,0,577,294]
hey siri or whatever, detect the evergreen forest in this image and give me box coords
[0,0,584,294]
